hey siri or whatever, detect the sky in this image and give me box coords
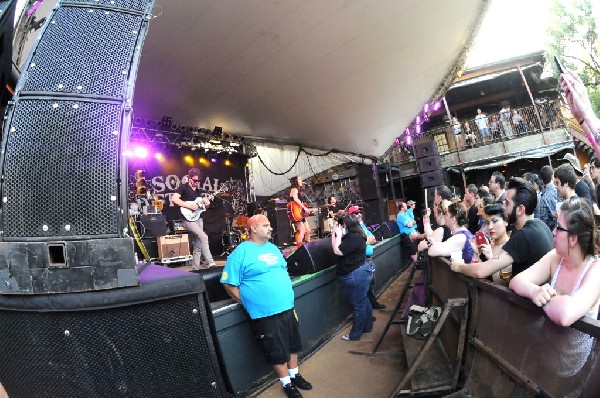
[466,0,553,68]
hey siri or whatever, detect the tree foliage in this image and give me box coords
[546,0,600,114]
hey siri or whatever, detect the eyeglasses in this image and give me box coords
[555,225,572,234]
[191,178,200,183]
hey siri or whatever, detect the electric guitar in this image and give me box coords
[180,183,229,222]
[286,201,317,222]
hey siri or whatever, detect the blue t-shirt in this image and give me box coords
[396,212,417,235]
[359,222,374,256]
[220,241,294,319]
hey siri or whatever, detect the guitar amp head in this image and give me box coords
[143,205,159,215]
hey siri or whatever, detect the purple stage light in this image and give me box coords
[433,100,441,111]
[415,115,421,124]
[134,146,148,158]
[405,134,412,145]
[424,103,429,113]
[211,158,217,163]
[416,125,421,134]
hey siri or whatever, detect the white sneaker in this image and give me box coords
[207,262,217,268]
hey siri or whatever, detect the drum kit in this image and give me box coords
[221,214,249,255]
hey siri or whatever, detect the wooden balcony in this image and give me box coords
[391,103,580,176]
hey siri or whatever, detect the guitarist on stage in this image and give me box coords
[171,168,216,270]
[289,176,313,246]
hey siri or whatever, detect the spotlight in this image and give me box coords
[171,123,179,131]
[162,116,172,128]
[133,117,142,127]
[145,119,154,128]
[179,125,187,132]
[213,126,223,136]
[211,157,217,163]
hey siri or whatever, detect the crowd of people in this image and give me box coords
[391,69,600,332]
[209,69,600,398]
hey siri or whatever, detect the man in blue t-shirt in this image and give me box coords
[221,215,312,398]
[347,206,385,310]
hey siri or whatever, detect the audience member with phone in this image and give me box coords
[471,203,512,284]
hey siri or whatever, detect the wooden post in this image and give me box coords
[517,65,547,145]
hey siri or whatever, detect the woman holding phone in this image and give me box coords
[473,203,512,284]
[331,214,373,341]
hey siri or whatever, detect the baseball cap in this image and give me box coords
[407,200,416,206]
[246,214,269,229]
[347,205,363,215]
[561,153,583,175]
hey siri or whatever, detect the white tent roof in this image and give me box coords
[133,0,487,158]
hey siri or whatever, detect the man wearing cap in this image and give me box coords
[220,215,313,398]
[561,153,593,203]
[347,205,386,310]
[396,201,418,263]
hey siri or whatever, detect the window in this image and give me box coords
[434,134,449,154]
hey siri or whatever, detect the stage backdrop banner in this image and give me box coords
[127,148,248,254]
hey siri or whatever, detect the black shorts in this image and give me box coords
[400,234,417,255]
[251,308,303,365]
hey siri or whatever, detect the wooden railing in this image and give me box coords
[406,256,600,397]
[393,102,567,164]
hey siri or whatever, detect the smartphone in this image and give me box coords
[554,55,564,74]
[475,231,487,246]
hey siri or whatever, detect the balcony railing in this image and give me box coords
[393,101,567,164]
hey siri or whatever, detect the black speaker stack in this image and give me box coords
[266,200,292,246]
[0,0,157,294]
[414,141,445,188]
[356,163,383,226]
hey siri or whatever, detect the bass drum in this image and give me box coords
[222,230,242,248]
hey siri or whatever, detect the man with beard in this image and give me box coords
[221,215,313,398]
[450,177,553,279]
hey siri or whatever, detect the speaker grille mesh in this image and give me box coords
[0,295,228,398]
[22,7,143,98]
[65,0,150,12]
[2,99,121,238]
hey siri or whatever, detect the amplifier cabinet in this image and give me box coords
[158,235,191,259]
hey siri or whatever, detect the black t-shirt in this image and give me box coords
[575,179,593,204]
[467,205,479,234]
[324,203,343,218]
[176,183,205,204]
[502,218,554,276]
[336,233,367,276]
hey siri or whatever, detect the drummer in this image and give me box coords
[324,196,345,233]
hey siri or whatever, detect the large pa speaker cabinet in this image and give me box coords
[417,155,441,173]
[267,208,292,246]
[0,0,156,293]
[361,198,383,227]
[0,265,233,397]
[140,214,168,238]
[286,238,337,276]
[357,163,378,201]
[420,169,446,189]
[414,141,438,159]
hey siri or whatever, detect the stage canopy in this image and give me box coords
[132,0,487,159]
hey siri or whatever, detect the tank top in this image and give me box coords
[550,256,598,319]
[454,229,474,263]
